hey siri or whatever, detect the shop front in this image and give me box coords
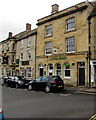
[36,54,88,86]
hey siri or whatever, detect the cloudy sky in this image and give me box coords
[0,0,93,41]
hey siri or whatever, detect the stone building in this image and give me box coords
[15,24,37,80]
[1,32,17,77]
[88,4,96,87]
[36,1,96,87]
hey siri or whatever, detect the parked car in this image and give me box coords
[4,76,29,88]
[27,76,64,93]
[0,106,4,120]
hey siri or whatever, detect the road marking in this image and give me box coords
[60,93,71,96]
[78,91,96,95]
[89,114,96,120]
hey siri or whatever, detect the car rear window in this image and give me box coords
[52,76,63,81]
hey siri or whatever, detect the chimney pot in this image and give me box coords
[26,23,31,31]
[9,32,13,38]
[51,4,59,14]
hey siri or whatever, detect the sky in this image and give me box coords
[0,0,93,41]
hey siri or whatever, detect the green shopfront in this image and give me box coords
[36,54,88,86]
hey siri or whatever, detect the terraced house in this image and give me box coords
[1,32,16,77]
[36,1,96,87]
[15,24,37,80]
[0,1,96,87]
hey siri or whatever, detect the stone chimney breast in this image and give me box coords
[51,4,59,14]
[26,23,31,31]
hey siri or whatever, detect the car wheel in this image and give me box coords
[15,84,19,88]
[28,84,32,91]
[45,86,50,93]
[5,82,8,87]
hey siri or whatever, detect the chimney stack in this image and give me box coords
[8,32,13,38]
[51,4,59,14]
[26,23,31,31]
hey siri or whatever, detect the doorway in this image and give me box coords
[40,68,43,76]
[78,62,85,86]
[39,64,44,76]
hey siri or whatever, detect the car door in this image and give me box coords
[40,76,49,90]
[33,77,42,90]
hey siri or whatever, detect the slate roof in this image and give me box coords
[15,28,37,41]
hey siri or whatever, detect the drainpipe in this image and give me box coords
[35,33,37,79]
[88,18,91,87]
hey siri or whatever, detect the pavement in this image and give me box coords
[65,86,96,94]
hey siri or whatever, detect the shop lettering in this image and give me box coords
[49,57,66,61]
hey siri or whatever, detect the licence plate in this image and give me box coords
[58,86,63,88]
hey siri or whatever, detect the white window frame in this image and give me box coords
[45,25,52,36]
[64,65,71,78]
[20,40,23,49]
[2,68,4,77]
[56,64,61,76]
[20,68,25,77]
[28,36,32,47]
[20,53,23,60]
[27,50,31,60]
[66,17,75,31]
[12,55,15,63]
[45,41,52,56]
[66,37,75,53]
[26,67,32,78]
[0,57,2,65]
[2,45,4,52]
[6,43,10,51]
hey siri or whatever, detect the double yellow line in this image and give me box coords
[78,91,96,95]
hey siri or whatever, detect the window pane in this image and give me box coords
[65,70,70,77]
[66,37,75,53]
[66,17,75,31]
[45,25,52,36]
[45,42,52,55]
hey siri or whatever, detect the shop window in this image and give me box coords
[64,64,70,78]
[56,63,61,76]
[20,68,25,77]
[2,68,4,77]
[6,69,9,77]
[48,63,53,76]
[45,41,52,55]
[26,67,32,78]
[66,17,75,31]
